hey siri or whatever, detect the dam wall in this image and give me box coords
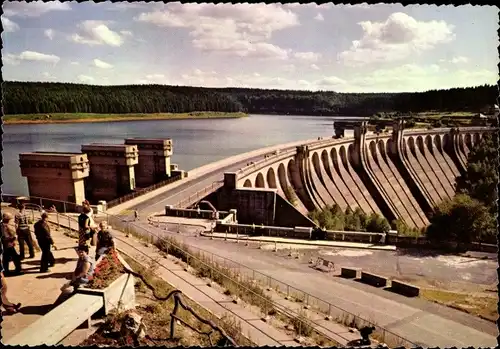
[233,124,495,228]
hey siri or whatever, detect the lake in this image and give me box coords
[2,114,355,196]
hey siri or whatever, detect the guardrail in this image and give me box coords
[175,181,225,208]
[145,219,415,348]
[1,194,416,348]
[31,207,346,345]
[106,174,182,209]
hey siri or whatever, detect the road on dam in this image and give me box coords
[112,140,498,348]
[128,221,498,347]
[128,143,301,215]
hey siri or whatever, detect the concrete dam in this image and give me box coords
[220,121,494,229]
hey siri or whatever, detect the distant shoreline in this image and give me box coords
[3,112,248,125]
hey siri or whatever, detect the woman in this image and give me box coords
[77,206,93,247]
[0,219,21,314]
[70,245,94,290]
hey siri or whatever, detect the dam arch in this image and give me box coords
[243,179,252,188]
[255,172,265,188]
[266,167,277,189]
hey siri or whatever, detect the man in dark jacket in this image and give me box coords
[34,213,56,273]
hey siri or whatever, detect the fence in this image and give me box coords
[106,174,182,209]
[175,181,224,208]
[2,194,416,348]
[20,205,345,345]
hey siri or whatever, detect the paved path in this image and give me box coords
[108,139,320,215]
[1,209,94,342]
[199,232,397,251]
[45,212,365,347]
[131,220,497,348]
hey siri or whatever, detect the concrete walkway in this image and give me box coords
[200,232,397,251]
[45,212,366,346]
[1,208,95,343]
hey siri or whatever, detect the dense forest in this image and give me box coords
[3,81,497,116]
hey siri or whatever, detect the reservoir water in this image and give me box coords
[2,114,355,196]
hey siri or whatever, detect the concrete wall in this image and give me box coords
[231,125,495,229]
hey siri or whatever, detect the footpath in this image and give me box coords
[1,207,96,343]
[202,232,397,251]
[45,212,362,347]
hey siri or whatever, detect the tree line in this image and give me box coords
[3,81,497,116]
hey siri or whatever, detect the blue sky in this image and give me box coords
[2,1,498,92]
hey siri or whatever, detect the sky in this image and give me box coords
[2,1,498,92]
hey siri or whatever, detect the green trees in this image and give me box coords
[455,134,499,213]
[3,81,497,117]
[426,133,498,246]
[426,194,496,247]
[308,205,390,234]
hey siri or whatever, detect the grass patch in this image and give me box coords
[420,288,498,322]
[4,112,248,124]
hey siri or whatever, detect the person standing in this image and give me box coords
[15,204,35,260]
[34,212,56,273]
[95,221,115,261]
[134,210,138,221]
[78,205,93,247]
[0,218,22,314]
[1,213,22,276]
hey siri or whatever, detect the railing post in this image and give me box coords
[39,198,43,208]
[63,202,66,214]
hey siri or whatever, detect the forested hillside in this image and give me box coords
[3,81,497,116]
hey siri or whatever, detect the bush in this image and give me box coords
[426,194,496,248]
[308,205,390,233]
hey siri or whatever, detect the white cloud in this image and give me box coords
[339,12,456,66]
[450,56,468,64]
[70,61,80,65]
[41,72,56,80]
[294,51,322,62]
[2,17,19,32]
[78,75,95,83]
[4,1,71,17]
[317,76,347,86]
[314,13,324,21]
[138,74,167,84]
[146,74,165,79]
[120,30,133,37]
[135,3,298,60]
[3,51,60,65]
[70,20,124,47]
[93,59,113,69]
[310,64,320,70]
[44,28,55,40]
[345,64,497,92]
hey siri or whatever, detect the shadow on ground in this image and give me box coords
[22,257,77,266]
[36,272,71,280]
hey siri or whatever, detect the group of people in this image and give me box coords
[0,200,116,314]
[61,200,115,290]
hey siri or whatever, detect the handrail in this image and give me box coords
[145,217,415,347]
[35,208,345,345]
[107,174,182,208]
